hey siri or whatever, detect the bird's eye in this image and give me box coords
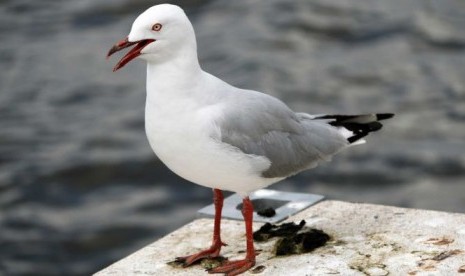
[152,23,162,31]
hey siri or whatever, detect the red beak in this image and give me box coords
[107,37,155,72]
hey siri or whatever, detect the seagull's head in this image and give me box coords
[107,4,195,72]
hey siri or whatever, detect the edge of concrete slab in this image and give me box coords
[95,200,465,276]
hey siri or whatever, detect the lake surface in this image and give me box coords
[1,0,464,275]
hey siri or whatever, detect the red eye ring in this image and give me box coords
[152,23,162,31]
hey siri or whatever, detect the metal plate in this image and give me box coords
[197,189,324,223]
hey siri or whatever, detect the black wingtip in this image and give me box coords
[312,113,394,144]
[376,113,395,120]
[367,121,383,131]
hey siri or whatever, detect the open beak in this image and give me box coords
[107,37,155,72]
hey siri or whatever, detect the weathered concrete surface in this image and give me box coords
[95,201,465,275]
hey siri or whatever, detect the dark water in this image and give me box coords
[1,0,465,275]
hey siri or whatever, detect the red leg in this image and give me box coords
[209,196,256,276]
[176,189,227,266]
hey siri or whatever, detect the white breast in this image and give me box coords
[144,97,277,196]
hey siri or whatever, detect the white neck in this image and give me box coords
[147,55,201,89]
[146,29,203,94]
[145,47,206,118]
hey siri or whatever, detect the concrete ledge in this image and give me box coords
[95,200,465,275]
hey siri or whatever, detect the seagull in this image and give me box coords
[107,4,393,276]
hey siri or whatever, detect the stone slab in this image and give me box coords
[95,200,465,275]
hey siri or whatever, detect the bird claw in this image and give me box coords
[175,242,225,267]
[207,259,255,276]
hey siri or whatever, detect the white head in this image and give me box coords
[107,4,197,71]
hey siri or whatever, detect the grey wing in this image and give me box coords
[218,91,349,178]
